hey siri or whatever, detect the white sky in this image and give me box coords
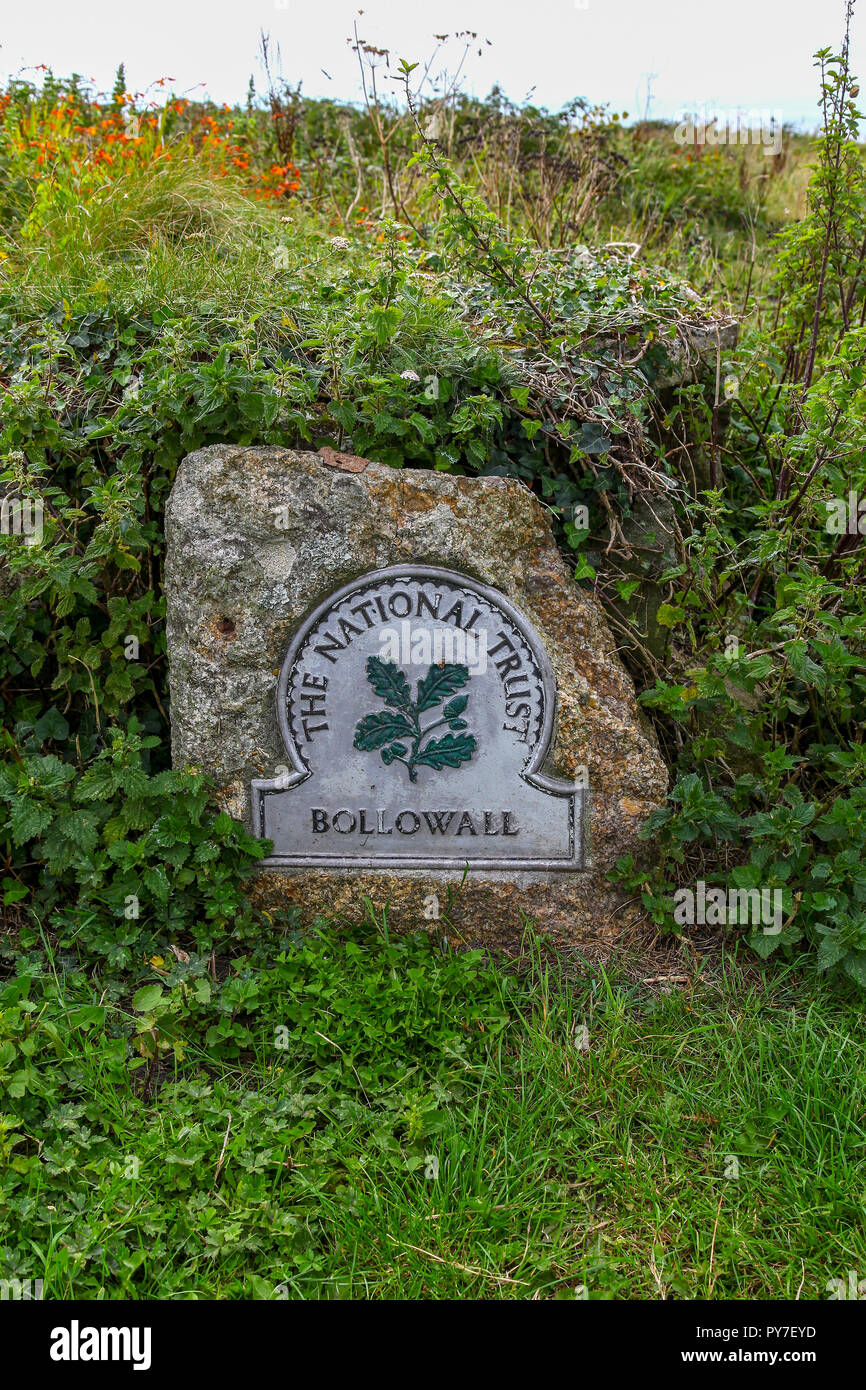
[1,0,861,127]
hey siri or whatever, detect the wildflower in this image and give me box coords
[400,369,420,382]
[329,236,350,249]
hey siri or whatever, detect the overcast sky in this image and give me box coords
[2,0,861,127]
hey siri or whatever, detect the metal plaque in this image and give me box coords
[251,566,584,870]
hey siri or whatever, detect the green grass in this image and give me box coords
[2,916,863,1299]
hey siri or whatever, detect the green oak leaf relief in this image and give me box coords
[365,655,412,710]
[417,662,470,713]
[413,732,477,771]
[353,710,415,750]
[381,742,408,765]
[354,657,477,781]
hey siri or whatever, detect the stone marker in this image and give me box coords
[252,564,583,870]
[165,446,667,952]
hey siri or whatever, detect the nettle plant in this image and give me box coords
[611,25,866,993]
[0,724,270,968]
[617,460,866,988]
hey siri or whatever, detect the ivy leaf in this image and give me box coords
[354,711,415,751]
[416,663,470,713]
[579,421,613,455]
[657,603,685,628]
[33,707,70,744]
[2,878,28,906]
[414,732,477,771]
[616,579,641,602]
[365,656,412,710]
